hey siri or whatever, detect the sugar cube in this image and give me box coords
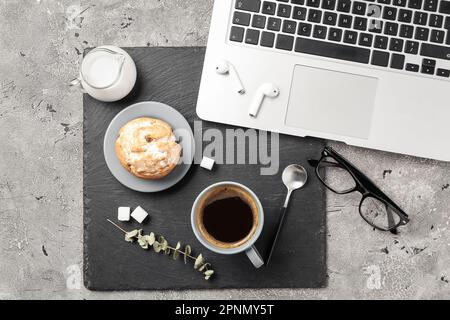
[118,207,131,221]
[200,156,215,170]
[131,206,149,223]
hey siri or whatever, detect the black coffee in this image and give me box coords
[203,196,254,243]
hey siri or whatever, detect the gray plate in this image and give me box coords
[103,101,195,192]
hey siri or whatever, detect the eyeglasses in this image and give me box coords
[308,147,409,232]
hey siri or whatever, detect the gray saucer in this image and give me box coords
[103,101,195,192]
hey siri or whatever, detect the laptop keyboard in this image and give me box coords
[230,0,450,79]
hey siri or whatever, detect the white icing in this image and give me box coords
[117,118,182,177]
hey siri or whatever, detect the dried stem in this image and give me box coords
[107,219,201,263]
[107,219,127,233]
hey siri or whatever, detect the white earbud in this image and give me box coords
[249,83,279,118]
[215,59,245,94]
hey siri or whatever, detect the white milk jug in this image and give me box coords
[72,45,137,102]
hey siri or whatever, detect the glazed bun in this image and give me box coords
[115,117,182,180]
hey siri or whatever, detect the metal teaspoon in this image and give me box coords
[266,164,308,266]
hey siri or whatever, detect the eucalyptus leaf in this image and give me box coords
[204,270,214,276]
[173,242,181,260]
[198,263,211,272]
[128,230,139,237]
[194,254,204,270]
[137,235,149,249]
[142,233,155,246]
[159,236,168,251]
[184,245,192,264]
[153,241,162,253]
[125,229,139,242]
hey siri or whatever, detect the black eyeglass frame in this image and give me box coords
[309,147,410,231]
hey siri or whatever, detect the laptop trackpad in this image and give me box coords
[285,65,378,139]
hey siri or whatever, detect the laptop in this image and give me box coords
[196,0,450,161]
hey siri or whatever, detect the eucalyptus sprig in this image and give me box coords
[107,219,214,280]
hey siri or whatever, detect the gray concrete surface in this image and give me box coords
[0,0,449,300]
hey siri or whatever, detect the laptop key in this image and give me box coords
[398,9,412,22]
[406,63,419,72]
[324,12,338,25]
[339,14,353,28]
[367,4,382,18]
[352,1,367,15]
[245,29,260,44]
[390,53,405,69]
[413,11,428,25]
[423,0,438,11]
[298,22,312,36]
[262,1,277,15]
[389,37,404,51]
[392,0,407,6]
[308,9,322,22]
[235,0,261,12]
[399,24,414,38]
[429,14,443,28]
[371,50,390,66]
[439,1,450,14]
[423,58,436,66]
[422,58,436,74]
[430,29,445,43]
[354,17,368,30]
[322,0,336,10]
[294,37,370,63]
[369,19,383,33]
[421,64,435,74]
[383,6,397,20]
[252,15,267,28]
[337,0,352,12]
[267,17,282,31]
[343,30,358,44]
[328,27,343,41]
[384,21,399,35]
[375,35,389,49]
[261,31,276,47]
[283,20,297,34]
[405,40,419,54]
[437,68,450,77]
[277,4,292,17]
[292,6,307,20]
[230,26,245,42]
[359,33,373,46]
[306,0,321,7]
[415,27,429,41]
[233,12,251,26]
[408,0,423,9]
[313,25,328,39]
[276,34,295,50]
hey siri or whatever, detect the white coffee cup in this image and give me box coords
[191,181,265,268]
[71,45,137,102]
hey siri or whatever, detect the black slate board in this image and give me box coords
[83,47,327,290]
